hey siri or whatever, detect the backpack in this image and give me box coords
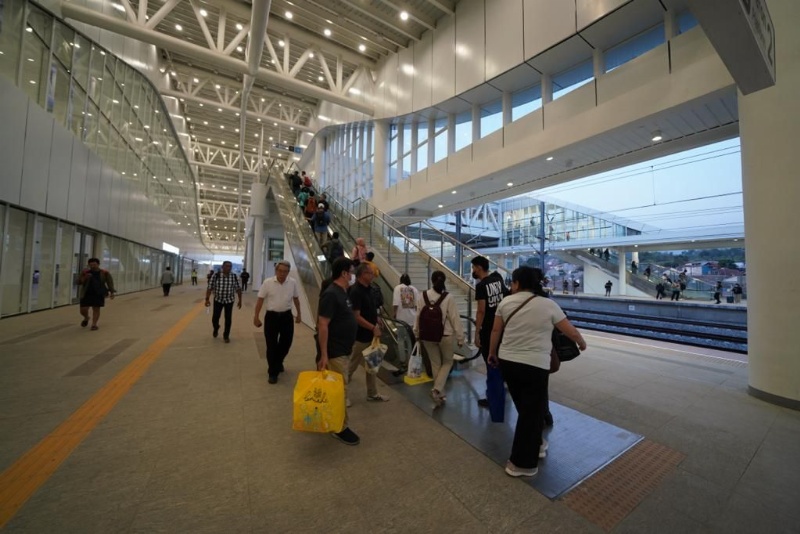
[326,239,344,262]
[305,196,317,215]
[418,291,447,343]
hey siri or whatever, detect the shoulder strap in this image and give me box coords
[434,291,447,306]
[504,295,535,327]
[423,291,431,306]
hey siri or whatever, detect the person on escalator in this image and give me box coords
[290,171,302,195]
[304,192,318,226]
[363,252,380,278]
[312,204,331,244]
[302,171,312,188]
[351,237,368,263]
[471,256,509,409]
[322,232,345,263]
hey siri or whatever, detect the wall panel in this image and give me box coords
[413,32,433,111]
[82,153,102,229]
[20,104,54,213]
[523,0,576,60]
[97,163,113,232]
[486,0,524,80]
[431,13,456,106]
[397,47,414,116]
[0,77,27,204]
[455,0,486,94]
[46,125,74,220]
[67,142,89,223]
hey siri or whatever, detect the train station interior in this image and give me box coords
[1,0,798,531]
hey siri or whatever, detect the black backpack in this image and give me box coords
[418,291,447,343]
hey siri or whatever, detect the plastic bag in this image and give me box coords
[292,370,345,433]
[362,337,387,375]
[406,342,423,379]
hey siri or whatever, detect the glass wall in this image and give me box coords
[0,202,177,317]
[0,0,201,236]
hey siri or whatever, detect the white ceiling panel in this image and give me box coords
[579,0,665,51]
[487,63,542,92]
[526,35,594,75]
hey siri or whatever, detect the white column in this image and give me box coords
[617,248,627,296]
[245,232,254,274]
[428,119,435,168]
[739,0,800,407]
[410,121,418,173]
[250,182,268,288]
[541,74,553,105]
[472,103,481,142]
[313,135,324,184]
[372,120,389,194]
[502,91,512,126]
[593,48,605,79]
[664,10,678,40]
[447,113,456,155]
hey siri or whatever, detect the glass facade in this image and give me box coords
[0,0,199,316]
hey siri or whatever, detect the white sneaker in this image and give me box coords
[505,461,538,477]
[539,439,549,459]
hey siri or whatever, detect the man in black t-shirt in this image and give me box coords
[318,258,360,445]
[471,256,509,408]
[348,263,389,403]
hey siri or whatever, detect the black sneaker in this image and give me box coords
[332,427,360,446]
[224,337,230,343]
[268,376,278,384]
[477,398,490,408]
[213,326,219,338]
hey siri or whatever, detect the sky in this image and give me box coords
[528,138,743,232]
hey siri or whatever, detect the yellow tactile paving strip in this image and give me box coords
[561,440,685,531]
[0,303,204,528]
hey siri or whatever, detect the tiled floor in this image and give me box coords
[0,285,797,533]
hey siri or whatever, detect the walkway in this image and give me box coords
[0,284,796,532]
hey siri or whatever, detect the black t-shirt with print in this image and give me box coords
[349,282,378,343]
[319,283,357,358]
[475,271,508,337]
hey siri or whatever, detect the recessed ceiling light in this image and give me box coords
[309,52,314,58]
[438,204,443,208]
[318,76,324,81]
[546,156,554,161]
[175,24,182,31]
[400,11,409,21]
[323,28,332,37]
[235,23,243,31]
[358,44,366,52]
[199,103,203,107]
[651,130,663,142]
[193,77,199,83]
[285,11,293,19]
[278,39,285,47]
[199,9,208,17]
[507,182,513,187]
[451,190,457,194]
[236,46,243,52]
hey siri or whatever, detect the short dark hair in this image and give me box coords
[331,257,353,280]
[88,258,100,264]
[366,252,375,261]
[165,266,171,271]
[356,263,374,277]
[332,231,339,239]
[222,261,232,267]
[431,270,446,293]
[400,274,411,285]
[470,256,490,271]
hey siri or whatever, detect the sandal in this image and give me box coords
[90,325,99,331]
[81,319,89,327]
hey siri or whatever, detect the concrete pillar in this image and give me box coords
[427,119,435,168]
[541,74,553,105]
[373,120,389,193]
[250,182,268,288]
[410,121,418,173]
[593,48,605,79]
[617,248,627,296]
[739,0,800,408]
[502,91,512,125]
[245,231,254,275]
[472,103,481,142]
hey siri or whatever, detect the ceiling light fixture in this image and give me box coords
[323,28,332,37]
[651,130,663,142]
[546,156,554,161]
[507,182,513,187]
[438,204,443,208]
[235,23,243,31]
[451,190,457,194]
[193,77,199,83]
[199,8,208,17]
[285,11,293,19]
[175,24,182,31]
[399,11,409,21]
[358,44,366,52]
[278,39,285,47]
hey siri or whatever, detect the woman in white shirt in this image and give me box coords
[488,266,586,478]
[393,274,420,364]
[415,270,465,406]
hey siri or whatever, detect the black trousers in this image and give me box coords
[242,280,249,291]
[191,276,198,286]
[212,301,234,338]
[162,283,172,296]
[264,310,295,377]
[500,359,549,469]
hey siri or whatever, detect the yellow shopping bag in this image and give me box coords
[292,370,345,433]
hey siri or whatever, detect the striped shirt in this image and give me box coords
[208,272,241,304]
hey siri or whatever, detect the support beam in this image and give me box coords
[60,2,375,115]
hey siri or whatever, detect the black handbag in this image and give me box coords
[551,328,581,361]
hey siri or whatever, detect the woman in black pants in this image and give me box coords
[488,267,586,478]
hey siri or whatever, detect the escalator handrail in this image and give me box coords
[321,189,476,299]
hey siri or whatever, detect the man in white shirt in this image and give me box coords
[254,261,302,384]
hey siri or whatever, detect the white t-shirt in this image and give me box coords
[495,292,566,370]
[257,276,299,312]
[392,284,420,325]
